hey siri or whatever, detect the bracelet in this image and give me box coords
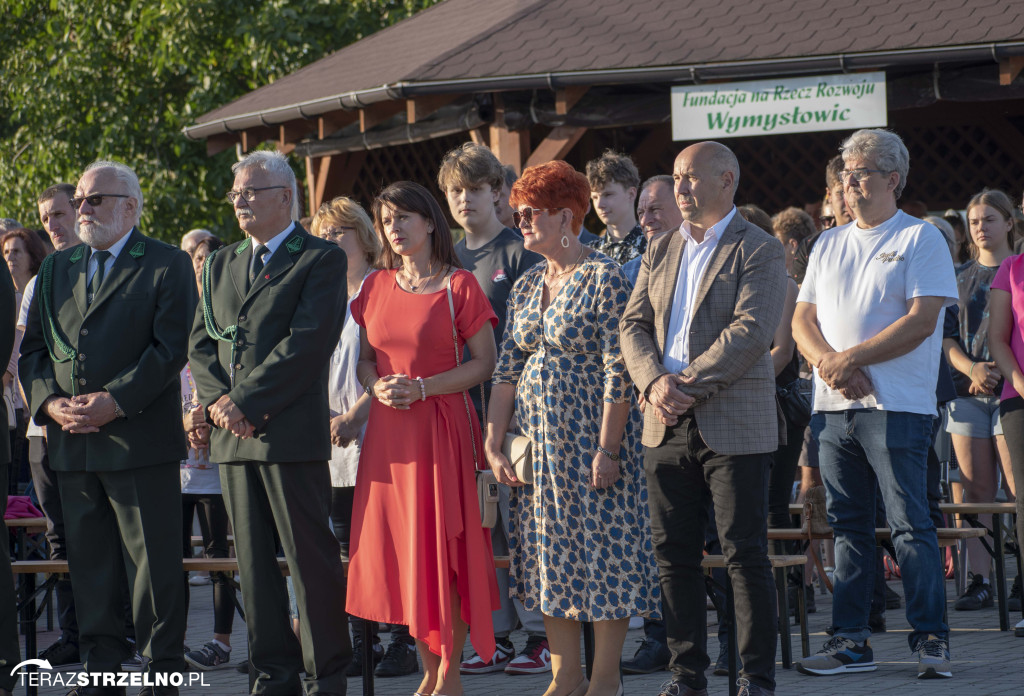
[363,377,378,398]
[969,362,977,378]
[416,376,426,401]
[597,445,621,461]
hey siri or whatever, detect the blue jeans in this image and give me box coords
[812,410,948,649]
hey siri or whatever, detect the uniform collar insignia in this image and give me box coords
[69,246,85,263]
[285,235,304,254]
[128,241,145,258]
[235,238,251,254]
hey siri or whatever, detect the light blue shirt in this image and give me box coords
[250,222,296,277]
[87,228,134,284]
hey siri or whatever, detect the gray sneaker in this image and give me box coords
[795,636,876,676]
[185,641,232,671]
[914,634,951,679]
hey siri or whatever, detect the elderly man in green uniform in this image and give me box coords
[188,150,351,696]
[0,263,19,696]
[20,161,196,696]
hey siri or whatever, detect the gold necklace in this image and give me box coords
[545,245,586,281]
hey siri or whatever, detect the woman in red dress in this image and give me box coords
[348,181,500,696]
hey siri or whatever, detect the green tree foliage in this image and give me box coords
[0,0,441,241]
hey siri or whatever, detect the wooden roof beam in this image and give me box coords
[359,101,405,132]
[555,86,589,116]
[1000,56,1024,85]
[318,111,359,139]
[406,94,459,123]
[205,133,238,157]
[525,125,587,169]
[279,119,315,149]
[239,127,276,153]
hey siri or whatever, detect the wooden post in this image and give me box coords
[489,95,528,172]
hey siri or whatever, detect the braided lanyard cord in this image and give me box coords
[37,254,81,396]
[200,248,239,385]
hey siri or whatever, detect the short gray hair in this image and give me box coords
[0,219,22,232]
[181,228,214,251]
[232,150,299,219]
[841,129,910,199]
[83,160,144,225]
[641,174,673,194]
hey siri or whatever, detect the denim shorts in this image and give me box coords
[945,395,1003,438]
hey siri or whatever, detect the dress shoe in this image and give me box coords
[656,679,708,696]
[712,641,730,676]
[622,638,670,673]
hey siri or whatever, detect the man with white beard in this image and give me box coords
[20,161,197,696]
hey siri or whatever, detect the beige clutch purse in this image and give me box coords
[503,432,532,485]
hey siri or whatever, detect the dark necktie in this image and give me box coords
[88,250,111,305]
[249,244,269,290]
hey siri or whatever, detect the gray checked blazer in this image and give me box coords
[620,212,788,455]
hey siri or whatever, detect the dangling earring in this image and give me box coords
[560,235,570,248]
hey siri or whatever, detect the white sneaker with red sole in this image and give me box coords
[460,640,515,674]
[505,637,551,675]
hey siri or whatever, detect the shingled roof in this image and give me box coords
[186,0,1024,140]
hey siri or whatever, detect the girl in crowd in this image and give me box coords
[347,182,499,696]
[487,160,658,696]
[979,192,1024,628]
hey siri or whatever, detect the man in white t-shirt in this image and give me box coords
[792,129,957,680]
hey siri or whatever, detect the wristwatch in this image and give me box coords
[112,397,126,419]
[597,446,620,461]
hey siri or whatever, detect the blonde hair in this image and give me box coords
[311,197,381,267]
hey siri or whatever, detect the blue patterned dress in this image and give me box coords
[492,251,660,621]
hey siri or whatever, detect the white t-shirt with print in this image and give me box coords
[798,210,957,415]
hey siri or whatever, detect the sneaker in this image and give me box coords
[504,636,551,675]
[795,636,876,675]
[374,640,417,677]
[621,638,670,674]
[346,626,384,677]
[884,584,902,610]
[188,572,211,586]
[122,650,147,672]
[38,637,81,667]
[913,634,951,679]
[460,638,514,674]
[1007,575,1021,612]
[954,574,993,611]
[184,641,232,671]
[657,680,708,696]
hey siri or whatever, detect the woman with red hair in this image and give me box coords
[486,161,658,696]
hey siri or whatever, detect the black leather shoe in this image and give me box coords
[712,641,729,676]
[621,638,670,674]
[656,679,708,696]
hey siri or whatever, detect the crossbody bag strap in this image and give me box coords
[447,275,480,468]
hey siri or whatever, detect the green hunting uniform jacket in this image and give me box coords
[188,225,347,462]
[19,228,197,470]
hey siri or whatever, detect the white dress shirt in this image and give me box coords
[250,222,296,277]
[662,206,737,374]
[87,228,134,285]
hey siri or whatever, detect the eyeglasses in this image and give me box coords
[321,226,356,241]
[839,168,890,184]
[70,194,130,210]
[225,186,286,204]
[513,207,562,227]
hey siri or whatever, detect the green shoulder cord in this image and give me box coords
[37,253,82,396]
[201,247,240,386]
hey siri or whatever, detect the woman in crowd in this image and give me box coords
[966,190,1022,621]
[2,228,47,487]
[180,235,237,671]
[486,160,658,696]
[347,181,499,696]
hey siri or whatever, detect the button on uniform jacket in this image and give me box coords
[19,228,198,471]
[188,226,347,463]
[620,214,787,455]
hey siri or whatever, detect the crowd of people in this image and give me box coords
[0,127,1022,696]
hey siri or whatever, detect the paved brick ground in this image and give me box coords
[16,562,1024,695]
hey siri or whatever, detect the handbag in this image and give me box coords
[776,377,812,428]
[502,431,532,485]
[445,277,499,528]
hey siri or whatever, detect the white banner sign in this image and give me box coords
[671,72,887,140]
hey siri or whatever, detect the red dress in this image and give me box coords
[347,269,499,671]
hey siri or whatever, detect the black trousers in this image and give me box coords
[645,415,777,692]
[182,493,235,636]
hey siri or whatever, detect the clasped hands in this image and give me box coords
[372,374,417,410]
[208,394,254,439]
[817,351,873,400]
[646,373,697,426]
[46,392,117,433]
[967,361,1001,395]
